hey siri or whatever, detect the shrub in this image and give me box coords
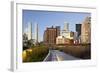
[23,45,49,62]
[55,44,91,59]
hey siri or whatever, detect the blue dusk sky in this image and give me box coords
[22,10,90,42]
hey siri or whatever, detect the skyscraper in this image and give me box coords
[81,17,91,44]
[76,24,81,37]
[34,23,38,44]
[63,22,69,31]
[62,22,70,38]
[28,22,32,40]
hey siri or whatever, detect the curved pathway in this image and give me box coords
[44,50,80,61]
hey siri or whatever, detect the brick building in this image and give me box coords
[43,26,60,45]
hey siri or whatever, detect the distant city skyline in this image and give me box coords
[23,10,91,42]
